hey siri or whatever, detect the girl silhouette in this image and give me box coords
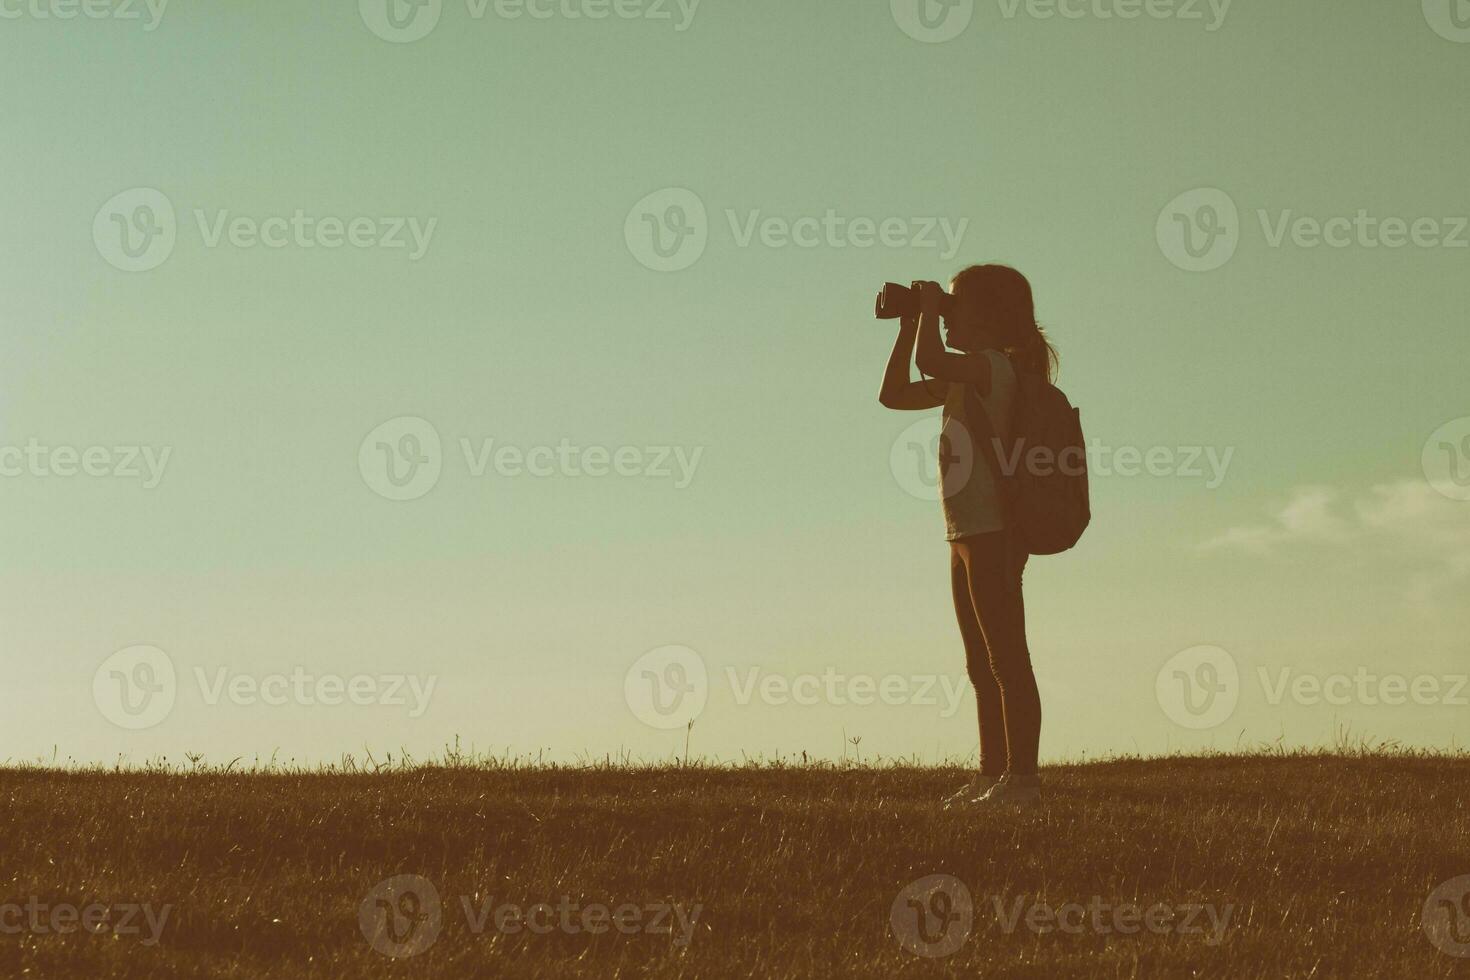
[878,265,1059,806]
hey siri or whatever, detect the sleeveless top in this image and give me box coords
[938,350,1017,541]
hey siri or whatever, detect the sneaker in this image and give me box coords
[942,774,1002,809]
[978,773,1042,806]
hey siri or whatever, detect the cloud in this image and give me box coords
[1200,485,1350,554]
[1203,479,1470,606]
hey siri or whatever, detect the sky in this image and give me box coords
[2,0,1468,767]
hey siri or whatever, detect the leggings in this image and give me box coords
[949,531,1040,777]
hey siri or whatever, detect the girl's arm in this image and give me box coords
[878,314,946,410]
[913,281,993,396]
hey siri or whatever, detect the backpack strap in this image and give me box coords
[962,369,1020,519]
[963,356,1033,572]
[963,352,1028,485]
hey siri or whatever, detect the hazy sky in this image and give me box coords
[3,1,1468,766]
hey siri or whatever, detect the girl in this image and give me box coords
[877,265,1058,806]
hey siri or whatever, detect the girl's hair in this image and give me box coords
[951,264,1059,383]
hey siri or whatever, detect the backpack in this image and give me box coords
[965,362,1090,556]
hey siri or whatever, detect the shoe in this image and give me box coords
[942,774,1002,809]
[977,773,1042,806]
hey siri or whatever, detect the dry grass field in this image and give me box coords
[1,750,1466,978]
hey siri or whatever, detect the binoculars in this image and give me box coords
[874,281,955,320]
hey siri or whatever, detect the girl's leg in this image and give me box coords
[951,544,1007,778]
[958,533,1041,776]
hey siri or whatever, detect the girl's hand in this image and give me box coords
[914,280,947,317]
